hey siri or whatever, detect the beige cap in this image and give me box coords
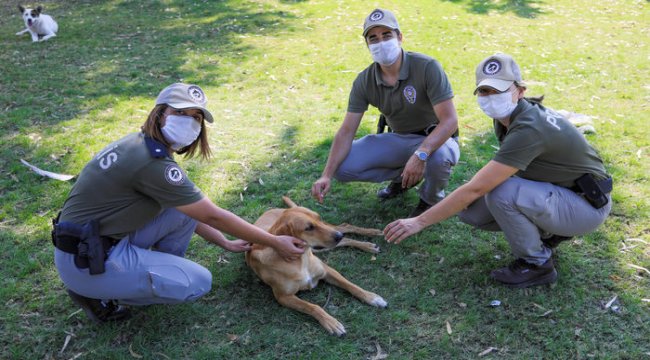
[474,53,526,94]
[155,83,214,123]
[362,8,399,37]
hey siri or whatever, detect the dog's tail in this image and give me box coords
[282,196,298,208]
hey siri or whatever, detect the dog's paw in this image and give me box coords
[321,316,346,337]
[367,229,383,236]
[369,294,388,308]
[357,242,380,254]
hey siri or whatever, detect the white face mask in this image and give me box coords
[368,38,401,66]
[161,114,202,151]
[477,91,517,119]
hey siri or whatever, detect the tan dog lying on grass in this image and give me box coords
[245,196,387,336]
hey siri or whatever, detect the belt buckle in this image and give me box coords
[424,124,436,136]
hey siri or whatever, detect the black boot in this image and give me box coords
[541,234,573,248]
[67,289,132,323]
[490,258,558,288]
[377,182,408,199]
[409,199,432,217]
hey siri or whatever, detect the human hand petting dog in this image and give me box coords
[384,216,427,244]
[274,235,306,261]
[221,239,252,253]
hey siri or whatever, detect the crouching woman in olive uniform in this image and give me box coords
[53,83,304,323]
[383,54,612,288]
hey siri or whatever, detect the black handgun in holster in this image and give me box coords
[78,220,105,275]
[54,219,107,275]
[575,174,612,209]
[377,114,390,134]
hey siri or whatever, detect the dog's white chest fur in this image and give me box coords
[300,271,319,289]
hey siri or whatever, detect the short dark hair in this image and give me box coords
[365,28,401,44]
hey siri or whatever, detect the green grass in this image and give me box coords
[1,0,649,358]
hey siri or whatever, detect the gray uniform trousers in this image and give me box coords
[55,208,211,305]
[334,133,460,205]
[458,177,612,265]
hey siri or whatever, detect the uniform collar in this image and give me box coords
[507,99,534,126]
[144,135,170,159]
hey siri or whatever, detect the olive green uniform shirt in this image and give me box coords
[494,99,608,187]
[60,132,203,239]
[347,51,453,133]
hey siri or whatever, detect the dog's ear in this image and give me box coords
[269,218,293,236]
[18,5,25,13]
[35,6,42,14]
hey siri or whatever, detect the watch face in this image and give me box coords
[416,151,427,161]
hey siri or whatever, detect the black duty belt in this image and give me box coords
[409,124,459,138]
[569,175,613,194]
[53,233,117,255]
[51,214,117,275]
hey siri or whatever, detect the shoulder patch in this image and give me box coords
[144,136,169,159]
[164,165,186,185]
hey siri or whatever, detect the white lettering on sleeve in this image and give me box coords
[99,152,118,170]
[545,109,562,131]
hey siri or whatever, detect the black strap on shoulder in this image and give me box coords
[144,136,169,158]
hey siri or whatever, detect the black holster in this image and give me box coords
[574,174,613,209]
[52,217,108,275]
[376,114,459,138]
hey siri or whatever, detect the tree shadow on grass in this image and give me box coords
[441,0,546,18]
[2,0,299,130]
[0,0,302,233]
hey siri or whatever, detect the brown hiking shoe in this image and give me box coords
[490,258,558,288]
[377,182,409,199]
[67,289,131,323]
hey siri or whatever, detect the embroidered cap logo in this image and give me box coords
[187,85,206,105]
[369,10,384,21]
[483,60,501,76]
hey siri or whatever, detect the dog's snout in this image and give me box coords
[334,231,343,243]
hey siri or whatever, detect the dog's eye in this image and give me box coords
[305,224,314,231]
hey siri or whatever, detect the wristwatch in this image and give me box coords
[414,150,428,161]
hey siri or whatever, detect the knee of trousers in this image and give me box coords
[457,209,482,227]
[484,179,520,211]
[334,157,370,182]
[161,208,198,232]
[424,150,456,179]
[147,261,213,303]
[333,162,362,182]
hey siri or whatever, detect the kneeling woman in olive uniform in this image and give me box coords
[383,54,612,288]
[53,83,304,323]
